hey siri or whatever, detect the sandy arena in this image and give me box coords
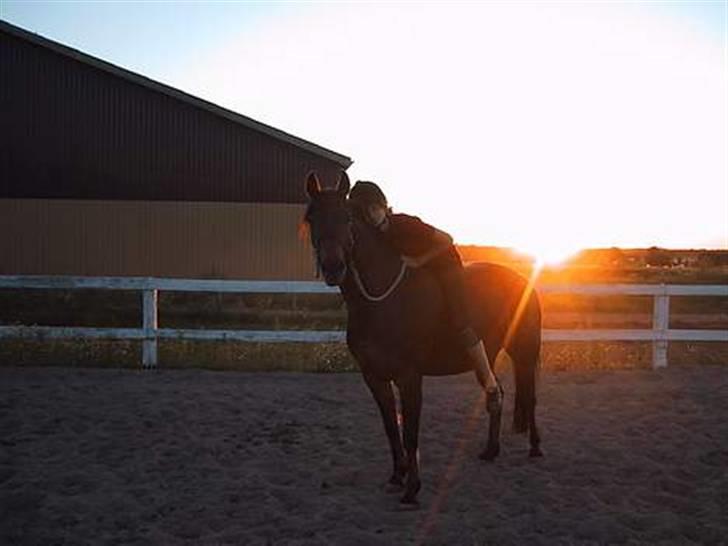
[1,365,726,545]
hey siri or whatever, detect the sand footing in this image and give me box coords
[1,365,726,545]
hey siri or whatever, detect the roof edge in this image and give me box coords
[0,19,353,169]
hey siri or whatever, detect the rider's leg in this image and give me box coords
[463,334,504,414]
[436,264,501,396]
[465,336,498,391]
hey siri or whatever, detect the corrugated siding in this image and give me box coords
[0,199,317,280]
[0,30,344,203]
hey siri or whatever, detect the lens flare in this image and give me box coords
[528,244,581,268]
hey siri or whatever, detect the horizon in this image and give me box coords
[456,244,728,251]
[455,243,728,268]
[2,1,726,259]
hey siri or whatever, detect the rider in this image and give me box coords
[348,181,503,411]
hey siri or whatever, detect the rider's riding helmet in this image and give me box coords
[349,181,388,220]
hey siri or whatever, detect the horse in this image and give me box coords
[303,171,543,504]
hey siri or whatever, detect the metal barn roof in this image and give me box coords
[0,19,352,169]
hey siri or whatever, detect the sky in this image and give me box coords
[2,1,726,261]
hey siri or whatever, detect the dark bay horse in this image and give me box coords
[304,171,542,504]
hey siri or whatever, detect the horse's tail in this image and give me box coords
[511,292,541,435]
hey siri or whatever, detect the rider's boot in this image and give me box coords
[468,341,503,414]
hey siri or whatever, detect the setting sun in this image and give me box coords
[527,244,582,268]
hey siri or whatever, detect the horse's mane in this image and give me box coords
[297,218,310,245]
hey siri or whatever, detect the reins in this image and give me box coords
[309,208,408,303]
[349,258,408,303]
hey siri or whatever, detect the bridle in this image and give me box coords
[348,219,408,302]
[310,210,407,303]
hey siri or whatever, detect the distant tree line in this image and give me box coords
[456,245,728,269]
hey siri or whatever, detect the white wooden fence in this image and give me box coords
[0,275,726,369]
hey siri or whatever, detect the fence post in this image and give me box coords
[142,289,158,368]
[652,288,669,369]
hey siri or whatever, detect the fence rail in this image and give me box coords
[1,275,726,369]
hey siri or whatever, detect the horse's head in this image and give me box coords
[304,171,353,286]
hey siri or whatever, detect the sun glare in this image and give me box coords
[176,2,726,251]
[527,244,581,268]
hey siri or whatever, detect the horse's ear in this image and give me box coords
[305,172,322,198]
[337,171,350,198]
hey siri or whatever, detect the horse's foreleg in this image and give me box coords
[396,372,423,505]
[362,371,407,488]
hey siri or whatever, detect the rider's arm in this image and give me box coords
[403,229,453,268]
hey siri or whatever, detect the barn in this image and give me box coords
[0,20,352,280]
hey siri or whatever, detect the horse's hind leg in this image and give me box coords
[479,350,505,461]
[362,370,407,488]
[524,355,543,458]
[479,399,503,461]
[528,402,542,457]
[525,360,543,457]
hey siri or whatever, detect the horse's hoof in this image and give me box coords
[399,479,421,505]
[529,447,544,458]
[399,494,420,507]
[479,446,500,461]
[384,481,404,494]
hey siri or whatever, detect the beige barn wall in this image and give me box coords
[0,199,317,280]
